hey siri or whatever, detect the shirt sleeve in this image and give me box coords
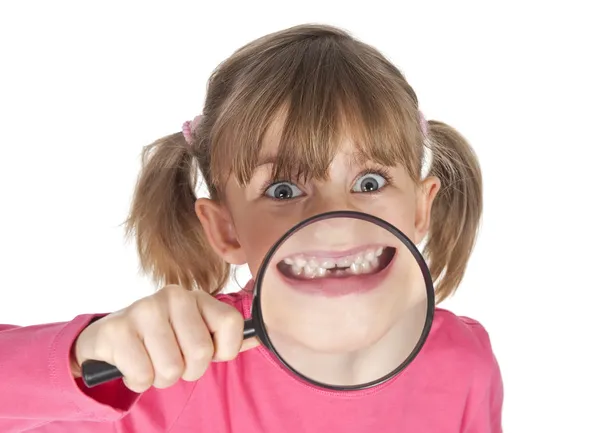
[0,289,250,432]
[0,316,140,431]
[460,319,504,433]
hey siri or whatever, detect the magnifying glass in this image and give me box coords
[82,210,435,391]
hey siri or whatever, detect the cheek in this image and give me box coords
[359,195,419,243]
[232,215,291,276]
[223,184,293,275]
[383,215,418,243]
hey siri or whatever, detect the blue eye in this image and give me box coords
[264,182,303,200]
[352,173,387,193]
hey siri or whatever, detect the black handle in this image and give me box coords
[81,359,122,387]
[81,318,256,388]
[243,317,256,339]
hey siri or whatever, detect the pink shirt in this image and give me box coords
[0,289,503,432]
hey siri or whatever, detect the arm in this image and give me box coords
[0,317,140,430]
[0,290,249,432]
[460,320,504,433]
[460,355,503,433]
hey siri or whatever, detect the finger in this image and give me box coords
[240,336,260,353]
[111,330,154,393]
[140,320,185,389]
[196,292,244,362]
[168,293,214,381]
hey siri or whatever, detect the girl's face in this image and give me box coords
[197,118,439,383]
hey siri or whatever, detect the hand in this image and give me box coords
[72,285,258,392]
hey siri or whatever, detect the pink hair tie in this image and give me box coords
[182,115,203,146]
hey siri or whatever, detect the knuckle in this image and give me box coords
[163,284,186,298]
[182,344,213,381]
[181,361,210,382]
[188,342,214,365]
[219,308,243,331]
[123,363,155,391]
[100,315,126,333]
[129,297,164,322]
[154,362,184,388]
[125,374,154,393]
[194,288,212,304]
[95,317,129,349]
[166,286,192,308]
[216,345,238,362]
[135,372,155,389]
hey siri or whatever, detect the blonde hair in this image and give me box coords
[126,24,482,303]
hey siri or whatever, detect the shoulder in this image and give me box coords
[432,308,496,355]
[426,308,503,405]
[428,308,500,374]
[426,309,504,430]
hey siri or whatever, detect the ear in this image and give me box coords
[414,176,441,244]
[195,198,247,265]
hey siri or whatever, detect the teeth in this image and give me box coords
[321,260,336,269]
[291,264,303,276]
[316,267,327,277]
[361,261,372,273]
[282,247,385,278]
[338,257,352,267]
[303,266,316,278]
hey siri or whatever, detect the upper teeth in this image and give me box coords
[282,247,384,278]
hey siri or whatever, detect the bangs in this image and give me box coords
[209,31,424,189]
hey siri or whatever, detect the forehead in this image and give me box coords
[210,100,423,192]
[248,108,419,185]
[259,114,364,171]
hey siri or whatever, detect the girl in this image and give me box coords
[0,24,502,432]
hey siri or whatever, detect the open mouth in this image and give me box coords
[276,246,396,280]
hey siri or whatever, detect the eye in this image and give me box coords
[352,172,388,193]
[264,182,304,200]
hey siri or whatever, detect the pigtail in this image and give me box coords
[125,132,229,293]
[423,121,483,302]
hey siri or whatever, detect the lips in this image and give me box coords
[276,245,396,283]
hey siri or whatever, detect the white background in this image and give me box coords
[1,1,598,431]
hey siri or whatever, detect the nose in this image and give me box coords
[301,194,365,246]
[304,192,360,217]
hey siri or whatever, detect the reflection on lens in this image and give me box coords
[255,213,433,389]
